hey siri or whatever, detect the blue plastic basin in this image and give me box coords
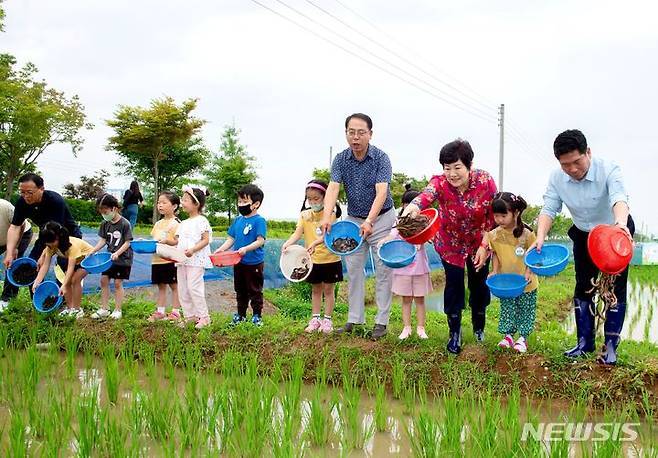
[524,244,569,276]
[81,252,112,274]
[33,281,63,313]
[131,240,157,254]
[6,257,38,287]
[486,273,529,299]
[324,221,363,256]
[378,240,417,269]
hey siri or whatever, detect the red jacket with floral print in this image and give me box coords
[411,169,497,268]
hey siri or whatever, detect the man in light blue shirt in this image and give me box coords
[534,129,634,365]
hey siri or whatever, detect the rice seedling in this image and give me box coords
[178,372,209,450]
[140,389,175,442]
[75,384,102,458]
[374,381,389,433]
[315,353,330,389]
[402,381,418,416]
[468,389,502,454]
[103,345,120,405]
[21,343,41,396]
[8,411,28,457]
[184,345,203,374]
[162,345,176,383]
[392,358,406,400]
[305,386,332,447]
[99,413,129,457]
[0,326,9,357]
[27,396,48,439]
[127,391,145,437]
[405,407,441,458]
[63,331,80,379]
[440,391,466,454]
[337,382,374,451]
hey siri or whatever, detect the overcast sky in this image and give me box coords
[4,0,657,235]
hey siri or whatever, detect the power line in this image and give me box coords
[249,0,496,124]
[303,0,497,118]
[331,0,499,110]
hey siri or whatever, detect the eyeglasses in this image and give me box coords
[346,129,370,138]
[19,189,38,197]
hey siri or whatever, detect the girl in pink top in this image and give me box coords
[379,185,432,339]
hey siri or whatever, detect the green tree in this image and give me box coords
[106,97,204,221]
[390,172,428,208]
[0,54,91,197]
[312,168,426,208]
[523,205,573,238]
[63,169,109,200]
[117,135,208,199]
[312,168,346,203]
[0,0,5,32]
[203,125,257,222]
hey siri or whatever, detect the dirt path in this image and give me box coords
[124,279,279,316]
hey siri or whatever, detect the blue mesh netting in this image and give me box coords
[0,226,446,293]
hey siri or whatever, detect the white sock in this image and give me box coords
[312,314,321,319]
[157,307,165,314]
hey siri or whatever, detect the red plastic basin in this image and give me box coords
[401,208,441,245]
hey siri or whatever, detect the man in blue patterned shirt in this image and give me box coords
[533,129,634,365]
[321,113,396,339]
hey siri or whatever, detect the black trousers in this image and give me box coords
[568,215,635,304]
[441,255,491,328]
[234,262,264,317]
[1,229,33,301]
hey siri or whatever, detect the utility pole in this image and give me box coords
[329,146,333,169]
[498,104,505,190]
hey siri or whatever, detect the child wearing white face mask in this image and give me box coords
[89,193,134,320]
[282,180,344,333]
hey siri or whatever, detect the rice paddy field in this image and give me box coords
[0,264,657,456]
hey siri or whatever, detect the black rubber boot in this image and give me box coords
[472,310,486,343]
[599,303,626,366]
[564,298,596,358]
[446,313,462,354]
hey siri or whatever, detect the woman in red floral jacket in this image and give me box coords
[403,139,497,354]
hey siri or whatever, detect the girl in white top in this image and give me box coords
[175,185,212,329]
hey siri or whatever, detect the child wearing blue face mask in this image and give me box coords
[215,184,268,326]
[89,193,134,320]
[282,180,343,333]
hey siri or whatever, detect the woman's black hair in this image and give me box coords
[129,180,141,195]
[401,183,420,205]
[439,138,474,169]
[159,190,181,213]
[300,179,342,218]
[96,193,121,210]
[491,192,529,238]
[185,187,210,212]
[399,183,420,215]
[40,221,71,254]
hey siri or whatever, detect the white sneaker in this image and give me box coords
[59,308,71,317]
[110,309,122,320]
[0,300,9,313]
[71,308,85,320]
[513,336,528,353]
[91,308,111,319]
